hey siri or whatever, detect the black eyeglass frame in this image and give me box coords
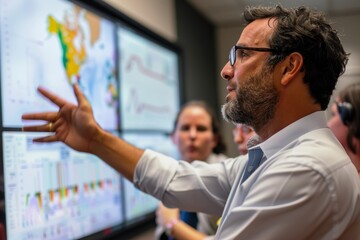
[229,45,285,66]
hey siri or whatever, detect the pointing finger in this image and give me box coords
[37,86,68,107]
[73,83,87,106]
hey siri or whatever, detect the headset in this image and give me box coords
[336,102,354,126]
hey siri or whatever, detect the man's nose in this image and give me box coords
[221,62,233,82]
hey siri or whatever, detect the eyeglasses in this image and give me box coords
[229,45,283,66]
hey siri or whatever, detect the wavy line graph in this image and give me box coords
[125,54,173,85]
[125,88,171,115]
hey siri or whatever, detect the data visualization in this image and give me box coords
[118,27,180,132]
[2,132,123,240]
[0,0,118,129]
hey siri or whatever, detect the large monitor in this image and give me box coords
[0,0,119,130]
[118,26,180,133]
[0,0,182,239]
[121,132,178,223]
[2,131,124,239]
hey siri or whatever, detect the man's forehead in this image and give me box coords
[237,18,276,46]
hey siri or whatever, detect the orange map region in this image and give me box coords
[84,11,101,46]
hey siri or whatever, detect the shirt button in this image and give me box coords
[247,166,253,172]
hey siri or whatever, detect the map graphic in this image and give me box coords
[1,0,118,129]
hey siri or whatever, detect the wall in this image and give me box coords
[175,0,219,115]
[329,14,360,118]
[104,0,177,42]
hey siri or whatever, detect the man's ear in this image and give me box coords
[280,52,304,86]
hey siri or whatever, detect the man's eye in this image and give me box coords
[238,49,249,62]
[238,49,249,59]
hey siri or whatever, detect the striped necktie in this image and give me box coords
[241,148,263,184]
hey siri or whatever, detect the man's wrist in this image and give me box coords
[88,127,108,154]
[165,218,179,237]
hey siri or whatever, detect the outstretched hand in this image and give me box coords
[22,84,101,153]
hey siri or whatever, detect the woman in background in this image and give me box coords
[155,101,227,240]
[328,82,360,175]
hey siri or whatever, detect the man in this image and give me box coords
[22,6,360,239]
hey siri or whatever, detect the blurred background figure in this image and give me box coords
[156,101,227,239]
[232,124,256,155]
[328,82,360,175]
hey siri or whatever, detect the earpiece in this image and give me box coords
[336,102,354,126]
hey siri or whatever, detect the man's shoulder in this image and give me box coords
[266,127,352,178]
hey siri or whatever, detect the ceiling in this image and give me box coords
[186,0,360,27]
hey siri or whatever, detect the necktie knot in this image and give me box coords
[241,147,264,184]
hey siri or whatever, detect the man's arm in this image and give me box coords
[22,84,142,181]
[89,128,143,180]
[135,152,242,215]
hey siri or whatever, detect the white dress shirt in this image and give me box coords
[134,111,360,239]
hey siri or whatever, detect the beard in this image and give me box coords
[221,65,279,131]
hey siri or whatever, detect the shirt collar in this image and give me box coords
[247,111,328,159]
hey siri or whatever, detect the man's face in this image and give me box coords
[221,18,279,131]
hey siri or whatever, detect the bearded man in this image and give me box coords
[23,6,360,240]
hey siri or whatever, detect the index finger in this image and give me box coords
[73,83,88,106]
[37,86,67,107]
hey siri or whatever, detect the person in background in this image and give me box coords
[328,82,360,175]
[155,101,227,240]
[232,123,256,155]
[22,5,360,239]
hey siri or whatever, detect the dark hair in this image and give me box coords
[172,101,227,154]
[339,83,360,154]
[243,5,349,110]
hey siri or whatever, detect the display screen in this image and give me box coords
[122,132,179,159]
[118,27,180,132]
[123,179,158,222]
[0,0,119,130]
[122,132,178,221]
[0,0,182,238]
[2,131,123,239]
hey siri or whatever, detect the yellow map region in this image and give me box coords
[47,6,101,84]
